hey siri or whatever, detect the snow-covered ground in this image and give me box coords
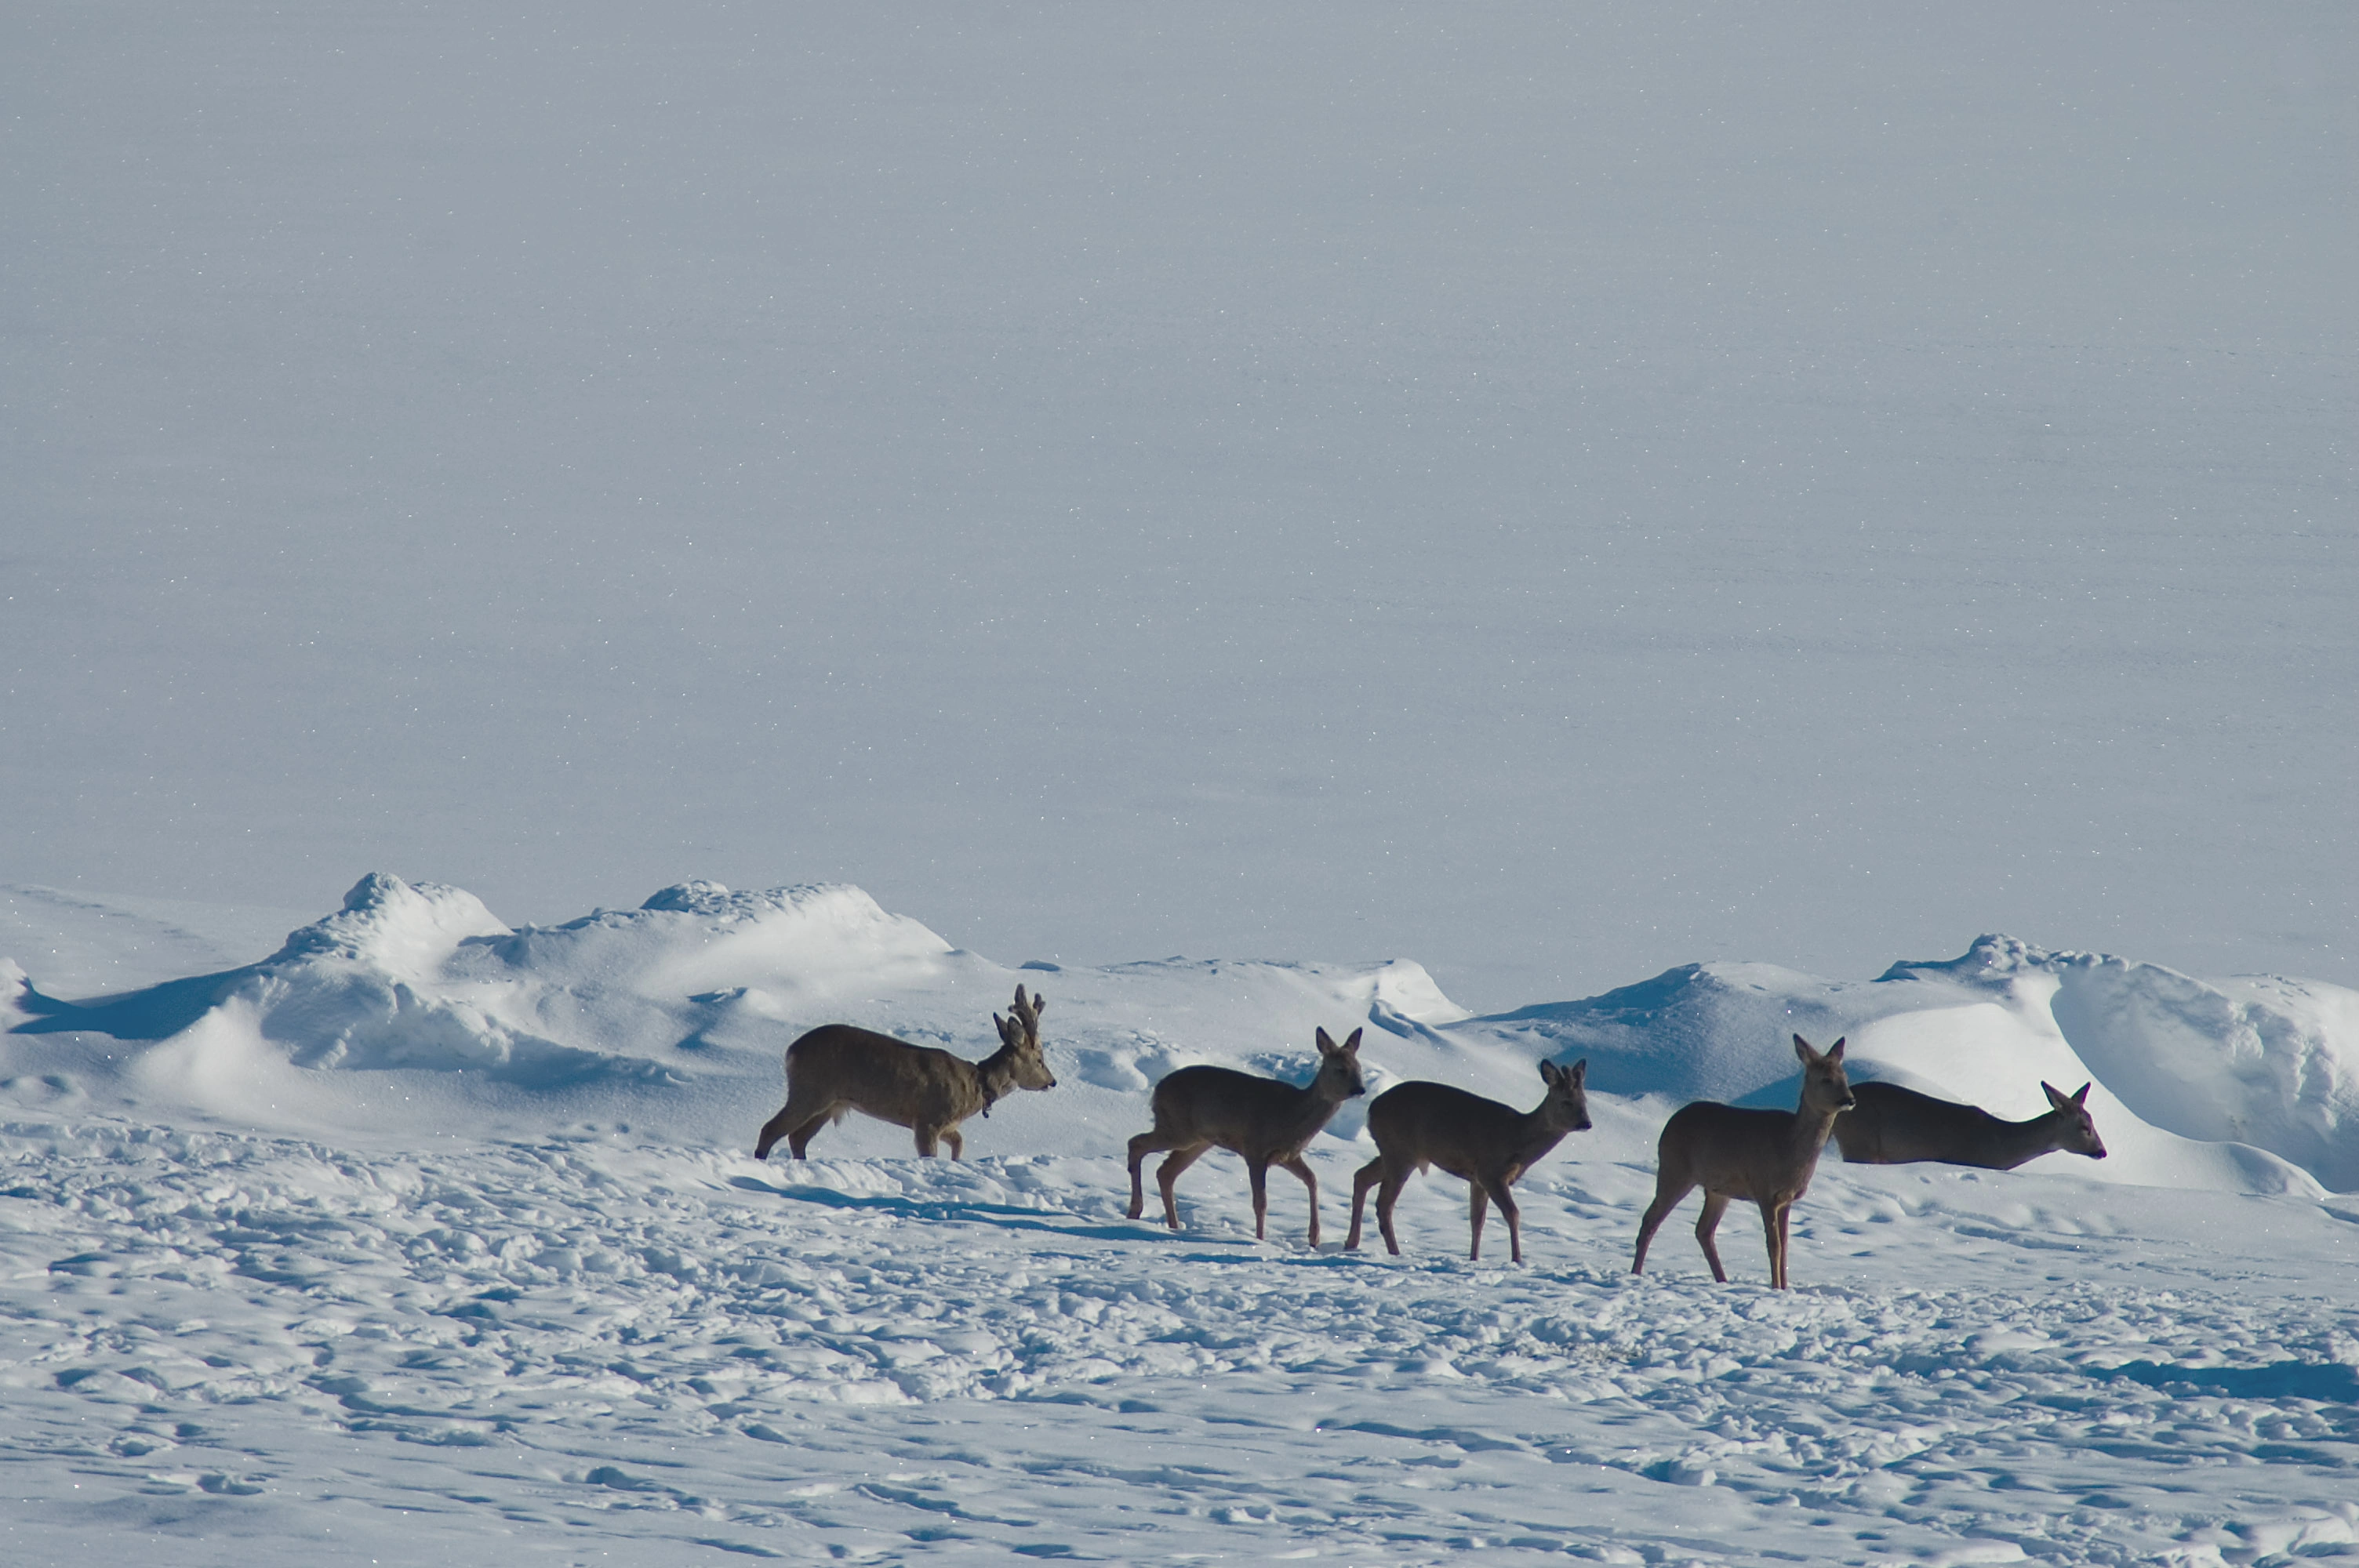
[5,878,2357,1565]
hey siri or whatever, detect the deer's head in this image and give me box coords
[1539,1057,1593,1133]
[2041,1080,2106,1158]
[1313,1026,1367,1099]
[992,985,1057,1091]
[1794,1034,1855,1116]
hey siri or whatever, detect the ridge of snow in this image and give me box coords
[1883,936,2359,1192]
[265,871,512,975]
[5,889,2356,1194]
[1471,937,2350,1196]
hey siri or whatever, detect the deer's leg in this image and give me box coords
[1631,1175,1693,1275]
[1128,1127,1176,1219]
[913,1124,942,1158]
[1246,1159,1271,1240]
[756,1097,819,1160]
[1694,1192,1732,1283]
[940,1127,964,1161]
[1766,1201,1793,1290]
[1375,1163,1412,1257]
[1346,1157,1383,1251]
[763,1096,836,1160]
[1482,1178,1523,1265]
[1155,1143,1210,1229]
[783,1112,834,1160]
[1278,1155,1320,1247]
[1468,1184,1489,1261]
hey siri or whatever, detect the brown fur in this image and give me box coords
[1345,1059,1591,1263]
[1125,1027,1366,1245]
[754,985,1054,1160]
[1834,1079,2106,1169]
[1630,1034,1855,1290]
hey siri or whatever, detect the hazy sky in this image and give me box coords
[4,2,2352,1009]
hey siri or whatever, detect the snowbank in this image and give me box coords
[1481,937,2343,1196]
[5,880,2354,1195]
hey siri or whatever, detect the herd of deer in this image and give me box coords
[752,985,2110,1289]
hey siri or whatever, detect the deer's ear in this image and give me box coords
[1793,1034,1815,1062]
[2042,1080,2067,1109]
[1826,1037,1846,1062]
[1539,1060,1561,1086]
[1568,1058,1587,1086]
[2072,1081,2092,1106]
[1315,1028,1337,1054]
[1343,1028,1362,1053]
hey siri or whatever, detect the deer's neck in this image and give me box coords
[1278,1076,1350,1135]
[1508,1104,1572,1166]
[1790,1096,1844,1158]
[973,1045,1023,1112]
[1981,1109,2068,1171]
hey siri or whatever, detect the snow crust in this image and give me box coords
[6,881,2359,1563]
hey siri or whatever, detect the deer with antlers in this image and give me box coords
[754,985,1055,1161]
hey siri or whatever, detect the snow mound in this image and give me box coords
[1892,936,2359,1192]
[1473,936,2349,1196]
[98,875,678,1123]
[478,878,958,1001]
[0,875,994,1144]
[1482,960,1877,1103]
[0,880,1543,1156]
[267,870,511,974]
[5,884,2354,1196]
[238,873,961,1091]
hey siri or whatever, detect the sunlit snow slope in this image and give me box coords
[7,875,2350,1196]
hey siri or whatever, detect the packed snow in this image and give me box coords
[5,877,2357,1564]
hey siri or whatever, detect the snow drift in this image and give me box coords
[8,874,2359,1566]
[5,876,2352,1196]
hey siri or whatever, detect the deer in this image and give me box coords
[1631,1034,1855,1290]
[752,985,1055,1161]
[1834,1079,2106,1169]
[1125,1026,1365,1246]
[1344,1058,1591,1264]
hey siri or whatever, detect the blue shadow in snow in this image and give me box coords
[9,970,254,1039]
[729,1174,1372,1258]
[727,1174,1186,1245]
[1480,964,1709,1028]
[2101,1359,2359,1403]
